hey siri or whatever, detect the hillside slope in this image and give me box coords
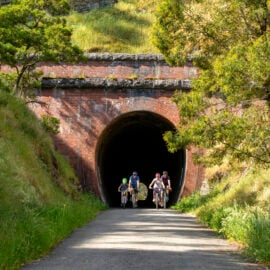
[67,0,158,53]
[173,164,270,264]
[0,91,106,270]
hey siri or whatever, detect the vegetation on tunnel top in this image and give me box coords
[66,0,159,53]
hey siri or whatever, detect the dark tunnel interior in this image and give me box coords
[96,111,186,208]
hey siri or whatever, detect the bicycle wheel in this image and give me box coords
[131,193,136,208]
[155,192,159,209]
[163,191,167,209]
[120,193,124,208]
[122,193,127,208]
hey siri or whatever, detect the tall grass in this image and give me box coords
[174,167,270,264]
[220,206,270,262]
[0,91,107,269]
[0,194,106,270]
[66,0,159,53]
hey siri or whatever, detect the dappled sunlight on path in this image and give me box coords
[22,209,267,270]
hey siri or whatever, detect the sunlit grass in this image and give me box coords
[174,165,270,263]
[0,91,107,269]
[66,0,159,53]
[0,194,106,270]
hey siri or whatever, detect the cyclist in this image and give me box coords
[118,178,129,208]
[128,171,140,207]
[149,172,165,207]
[161,171,172,201]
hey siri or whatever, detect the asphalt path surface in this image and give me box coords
[22,208,268,270]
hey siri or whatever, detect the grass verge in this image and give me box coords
[0,90,107,269]
[173,167,270,264]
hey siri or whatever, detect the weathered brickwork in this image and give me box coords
[0,0,10,5]
[33,53,198,81]
[0,53,198,81]
[31,87,204,201]
[1,53,204,202]
[70,0,116,12]
[0,0,116,11]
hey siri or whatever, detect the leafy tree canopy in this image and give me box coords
[0,0,83,97]
[152,0,270,167]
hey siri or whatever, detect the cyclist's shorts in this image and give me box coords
[153,187,162,195]
[132,187,139,194]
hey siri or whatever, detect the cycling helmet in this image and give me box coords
[122,178,127,184]
[163,171,168,175]
[132,171,138,175]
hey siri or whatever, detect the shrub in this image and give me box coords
[243,208,270,262]
[41,115,60,134]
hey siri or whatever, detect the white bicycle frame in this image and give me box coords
[153,187,163,209]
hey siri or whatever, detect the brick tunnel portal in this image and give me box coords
[96,111,186,208]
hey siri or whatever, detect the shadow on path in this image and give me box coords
[22,209,267,270]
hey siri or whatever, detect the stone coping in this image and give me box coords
[82,53,166,62]
[42,78,191,90]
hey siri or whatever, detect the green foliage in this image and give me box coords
[220,206,270,262]
[0,91,107,269]
[220,206,251,243]
[41,115,60,134]
[198,203,230,231]
[175,167,270,263]
[0,194,107,270]
[172,191,211,212]
[0,90,77,201]
[0,0,83,97]
[0,72,16,93]
[153,0,270,168]
[245,210,270,262]
[165,99,270,166]
[66,0,158,53]
[151,0,188,66]
[152,0,269,68]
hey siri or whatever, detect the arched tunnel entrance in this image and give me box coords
[96,111,186,208]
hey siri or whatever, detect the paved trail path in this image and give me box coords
[22,208,267,270]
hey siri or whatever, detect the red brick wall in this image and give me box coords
[30,87,204,200]
[35,60,197,80]
[1,53,204,200]
[0,53,198,80]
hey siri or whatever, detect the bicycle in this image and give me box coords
[119,189,129,208]
[129,187,138,208]
[163,186,172,209]
[150,187,163,209]
[118,177,129,208]
[163,187,169,209]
